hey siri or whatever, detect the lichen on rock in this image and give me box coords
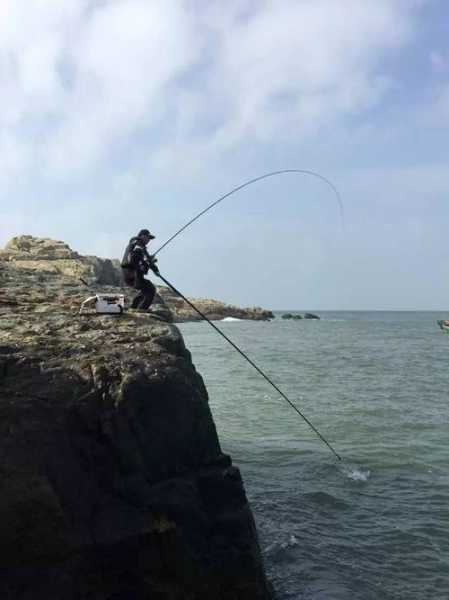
[0,235,122,286]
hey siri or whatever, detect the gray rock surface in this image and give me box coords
[0,251,273,598]
[1,236,274,322]
[157,287,274,322]
[0,235,122,286]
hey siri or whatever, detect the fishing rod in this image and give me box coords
[148,169,343,459]
[153,169,344,257]
[154,269,342,462]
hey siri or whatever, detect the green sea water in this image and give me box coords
[179,312,449,600]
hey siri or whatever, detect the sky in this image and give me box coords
[1,0,449,310]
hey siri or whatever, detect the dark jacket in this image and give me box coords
[121,237,151,276]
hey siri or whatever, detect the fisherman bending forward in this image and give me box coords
[121,229,160,310]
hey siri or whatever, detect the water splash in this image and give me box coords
[341,464,371,482]
[280,534,299,549]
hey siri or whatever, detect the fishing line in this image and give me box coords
[149,169,344,459]
[153,169,344,256]
[155,270,342,462]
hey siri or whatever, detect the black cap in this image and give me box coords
[138,229,155,239]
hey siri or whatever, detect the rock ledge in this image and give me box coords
[0,243,273,599]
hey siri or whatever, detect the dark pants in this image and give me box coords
[122,268,156,310]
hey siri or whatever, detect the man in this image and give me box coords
[121,229,160,310]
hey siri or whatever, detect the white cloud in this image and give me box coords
[44,0,200,172]
[151,0,420,169]
[197,1,412,132]
[0,0,423,181]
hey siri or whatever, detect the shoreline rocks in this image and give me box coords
[1,236,274,323]
[157,287,274,322]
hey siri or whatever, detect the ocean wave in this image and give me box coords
[220,316,243,322]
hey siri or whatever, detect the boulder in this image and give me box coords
[0,259,273,599]
[0,235,121,286]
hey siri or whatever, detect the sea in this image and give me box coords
[179,311,448,600]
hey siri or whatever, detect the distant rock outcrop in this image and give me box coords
[158,287,274,322]
[282,313,320,320]
[0,246,273,598]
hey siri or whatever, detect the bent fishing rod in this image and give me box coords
[149,169,344,460]
[153,268,342,462]
[153,169,344,257]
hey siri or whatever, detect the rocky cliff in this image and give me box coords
[0,235,122,286]
[0,250,273,598]
[0,236,274,322]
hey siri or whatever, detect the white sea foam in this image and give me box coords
[221,316,243,322]
[344,466,370,482]
[280,534,299,549]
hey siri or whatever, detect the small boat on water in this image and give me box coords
[437,320,449,332]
